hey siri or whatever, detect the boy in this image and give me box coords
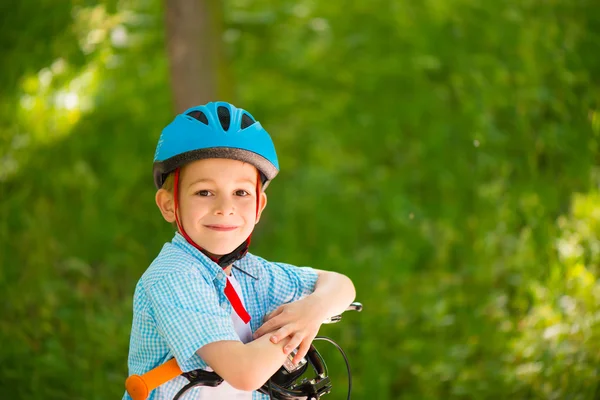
[124,102,356,399]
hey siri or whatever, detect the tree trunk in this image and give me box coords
[164,0,233,113]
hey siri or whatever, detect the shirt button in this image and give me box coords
[221,302,228,310]
[217,271,225,279]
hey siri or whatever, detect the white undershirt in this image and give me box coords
[191,270,253,400]
[229,271,254,344]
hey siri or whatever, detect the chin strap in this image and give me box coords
[213,239,250,268]
[173,167,255,324]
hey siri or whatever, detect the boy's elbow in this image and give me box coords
[227,369,266,392]
[227,377,252,392]
[197,342,263,392]
[219,352,268,392]
[348,274,356,298]
[230,380,262,392]
[197,339,278,392]
[343,273,356,302]
[330,271,356,301]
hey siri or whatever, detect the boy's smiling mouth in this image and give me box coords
[204,224,239,232]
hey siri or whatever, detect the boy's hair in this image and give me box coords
[161,172,175,193]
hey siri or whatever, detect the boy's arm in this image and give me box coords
[196,332,292,392]
[193,269,354,392]
[254,269,355,363]
[305,269,357,318]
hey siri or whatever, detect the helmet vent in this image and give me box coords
[217,106,231,131]
[187,110,209,125]
[241,113,256,129]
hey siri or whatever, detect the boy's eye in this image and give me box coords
[235,190,250,196]
[195,190,212,197]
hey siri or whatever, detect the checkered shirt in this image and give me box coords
[123,232,319,400]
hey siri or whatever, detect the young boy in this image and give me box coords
[124,102,356,399]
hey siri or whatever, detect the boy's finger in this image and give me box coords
[253,324,270,339]
[270,326,290,344]
[264,306,284,322]
[283,333,303,356]
[253,315,284,338]
[253,324,271,339]
[293,340,311,365]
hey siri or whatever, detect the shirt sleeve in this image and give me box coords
[266,262,319,313]
[145,269,240,372]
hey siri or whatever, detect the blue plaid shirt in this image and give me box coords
[123,232,319,400]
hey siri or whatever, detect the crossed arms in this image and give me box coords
[197,269,356,391]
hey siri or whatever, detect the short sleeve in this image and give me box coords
[266,262,319,312]
[145,270,240,372]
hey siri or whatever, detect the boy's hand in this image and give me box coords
[253,295,327,364]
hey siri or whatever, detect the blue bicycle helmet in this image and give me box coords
[153,101,279,189]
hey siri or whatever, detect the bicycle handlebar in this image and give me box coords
[126,358,182,400]
[125,302,362,400]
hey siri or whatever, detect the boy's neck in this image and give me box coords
[199,246,233,275]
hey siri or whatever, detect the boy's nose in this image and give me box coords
[214,197,235,215]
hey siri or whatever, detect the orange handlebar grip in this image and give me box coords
[125,375,149,400]
[126,358,183,400]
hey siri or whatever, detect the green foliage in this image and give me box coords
[1,0,599,399]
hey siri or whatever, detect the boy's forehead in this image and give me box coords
[182,158,258,183]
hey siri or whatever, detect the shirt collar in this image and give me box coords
[171,232,258,280]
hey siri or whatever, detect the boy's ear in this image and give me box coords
[255,192,268,224]
[156,188,176,223]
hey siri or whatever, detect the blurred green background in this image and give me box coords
[1,0,600,398]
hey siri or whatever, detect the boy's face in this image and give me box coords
[156,158,267,257]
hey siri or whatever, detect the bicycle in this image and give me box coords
[126,301,362,400]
